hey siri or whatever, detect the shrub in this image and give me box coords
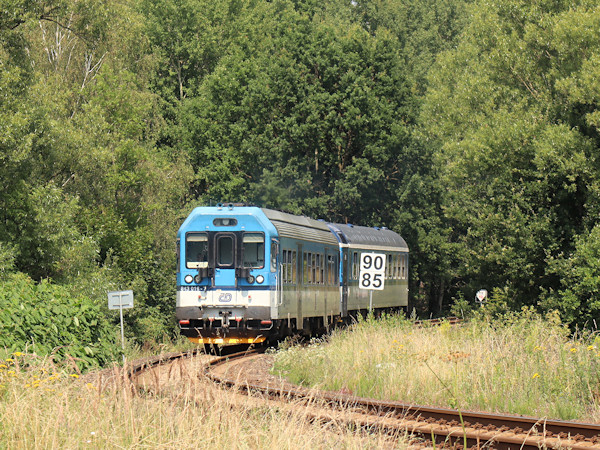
[0,273,119,370]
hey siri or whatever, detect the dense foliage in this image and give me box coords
[0,274,119,369]
[1,0,600,363]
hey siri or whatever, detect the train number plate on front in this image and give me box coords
[180,286,202,292]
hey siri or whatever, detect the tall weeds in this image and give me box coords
[274,310,600,421]
[0,353,405,448]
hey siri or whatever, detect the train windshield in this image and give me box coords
[186,233,209,269]
[242,233,265,268]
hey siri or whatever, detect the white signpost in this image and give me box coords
[108,290,134,362]
[359,253,386,311]
[475,289,488,307]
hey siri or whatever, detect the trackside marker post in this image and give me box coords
[475,289,488,307]
[359,253,386,311]
[108,290,134,363]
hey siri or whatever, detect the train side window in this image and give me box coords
[398,255,402,279]
[303,253,309,284]
[282,249,297,284]
[401,254,406,279]
[320,254,325,284]
[270,240,278,272]
[186,233,208,269]
[327,254,334,285]
[305,252,321,285]
[387,254,393,279]
[315,254,321,284]
[282,250,288,282]
[394,255,399,279]
[242,233,264,268]
[352,252,358,279]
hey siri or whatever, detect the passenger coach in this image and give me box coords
[176,204,408,345]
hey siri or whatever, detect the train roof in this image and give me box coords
[327,223,408,252]
[262,208,339,246]
[178,204,407,251]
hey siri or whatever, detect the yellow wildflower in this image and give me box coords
[533,346,542,351]
[532,373,540,379]
[12,352,23,357]
[0,364,7,369]
[5,359,13,363]
[570,348,577,353]
[69,374,79,379]
[588,345,595,351]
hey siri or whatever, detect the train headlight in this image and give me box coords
[184,275,193,284]
[194,274,202,283]
[256,275,264,284]
[246,275,255,284]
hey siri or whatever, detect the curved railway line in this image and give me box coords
[127,345,600,449]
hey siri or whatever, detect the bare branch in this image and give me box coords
[39,15,91,44]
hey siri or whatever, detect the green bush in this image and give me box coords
[0,273,119,370]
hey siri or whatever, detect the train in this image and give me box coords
[176,204,409,345]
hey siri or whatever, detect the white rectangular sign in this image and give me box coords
[108,290,134,310]
[359,253,385,290]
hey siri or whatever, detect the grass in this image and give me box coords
[272,309,600,422]
[0,349,408,449]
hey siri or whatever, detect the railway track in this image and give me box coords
[205,350,600,449]
[413,316,463,327]
[128,348,600,449]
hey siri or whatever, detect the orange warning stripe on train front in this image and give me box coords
[187,336,266,345]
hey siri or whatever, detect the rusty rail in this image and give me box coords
[413,316,463,326]
[206,351,600,449]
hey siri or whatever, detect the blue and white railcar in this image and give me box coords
[176,205,278,344]
[176,204,409,345]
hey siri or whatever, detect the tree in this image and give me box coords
[0,0,194,342]
[422,0,600,320]
[177,2,413,225]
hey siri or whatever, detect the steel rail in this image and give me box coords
[127,348,205,378]
[206,351,600,449]
[413,316,463,326]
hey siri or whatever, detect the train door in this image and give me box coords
[341,248,348,317]
[296,243,303,329]
[214,233,237,301]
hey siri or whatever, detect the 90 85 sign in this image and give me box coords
[359,253,385,290]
